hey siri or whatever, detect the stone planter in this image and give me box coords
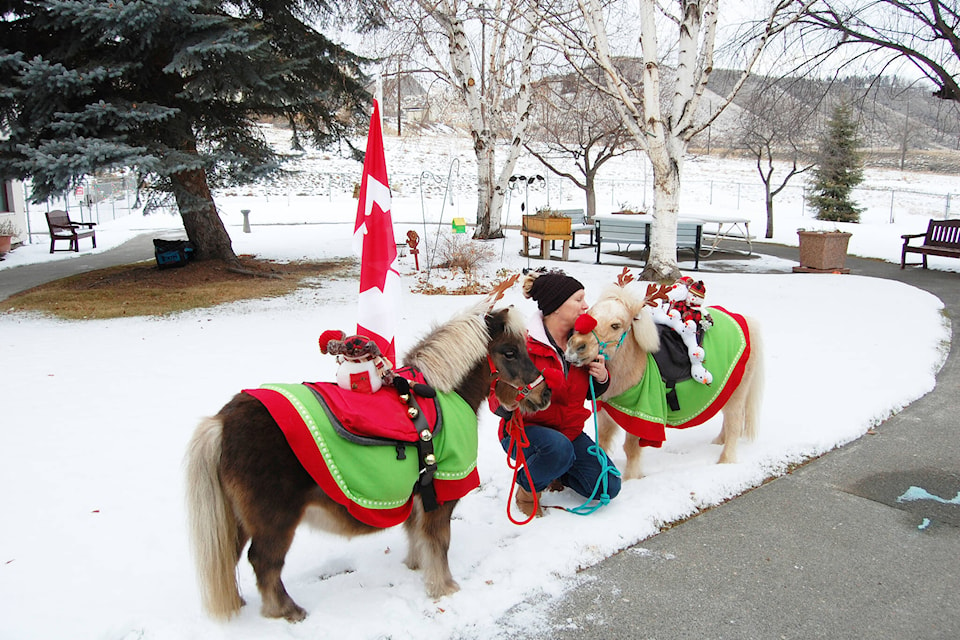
[522,215,571,236]
[794,231,852,273]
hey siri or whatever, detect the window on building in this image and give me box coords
[0,181,11,213]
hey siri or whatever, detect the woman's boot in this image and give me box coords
[515,485,544,517]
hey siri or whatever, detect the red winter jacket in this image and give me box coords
[490,313,607,442]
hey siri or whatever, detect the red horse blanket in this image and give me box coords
[244,379,479,528]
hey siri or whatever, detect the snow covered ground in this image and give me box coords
[0,130,954,640]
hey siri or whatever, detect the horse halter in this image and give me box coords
[574,313,630,362]
[487,354,546,405]
[593,326,630,361]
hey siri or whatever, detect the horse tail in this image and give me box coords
[743,320,765,442]
[185,417,244,619]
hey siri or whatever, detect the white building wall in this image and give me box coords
[1,179,28,243]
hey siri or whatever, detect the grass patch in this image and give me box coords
[1,256,355,320]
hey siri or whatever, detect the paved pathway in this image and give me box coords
[521,245,960,640]
[0,233,156,301]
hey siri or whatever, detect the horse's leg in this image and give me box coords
[404,497,460,598]
[717,399,745,464]
[403,499,424,571]
[597,409,618,454]
[622,433,645,480]
[219,394,316,622]
[245,510,308,622]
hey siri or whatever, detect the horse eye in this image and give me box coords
[503,348,517,359]
[611,323,621,331]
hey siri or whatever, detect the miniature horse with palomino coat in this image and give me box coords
[565,281,764,480]
[185,303,550,622]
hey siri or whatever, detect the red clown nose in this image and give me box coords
[574,314,598,334]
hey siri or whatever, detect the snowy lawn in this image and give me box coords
[0,139,954,639]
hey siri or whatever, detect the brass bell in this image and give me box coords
[419,429,432,441]
[407,406,419,419]
[399,393,410,403]
[425,453,436,465]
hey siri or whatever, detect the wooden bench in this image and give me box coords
[595,215,703,270]
[46,209,97,253]
[901,219,960,268]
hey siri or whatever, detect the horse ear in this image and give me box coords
[631,306,661,353]
[484,307,509,338]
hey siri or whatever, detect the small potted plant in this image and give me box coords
[0,219,19,256]
[522,206,571,236]
[794,228,852,273]
[612,202,645,215]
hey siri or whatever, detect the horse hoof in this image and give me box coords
[263,602,308,623]
[286,607,308,623]
[427,579,460,599]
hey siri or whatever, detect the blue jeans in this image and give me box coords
[501,426,621,500]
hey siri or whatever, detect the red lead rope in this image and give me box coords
[488,355,545,525]
[504,411,539,525]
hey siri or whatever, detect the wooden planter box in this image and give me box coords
[794,231,852,273]
[522,215,571,237]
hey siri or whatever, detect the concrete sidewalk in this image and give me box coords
[0,232,157,302]
[519,247,960,639]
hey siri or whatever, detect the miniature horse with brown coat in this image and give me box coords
[185,304,550,622]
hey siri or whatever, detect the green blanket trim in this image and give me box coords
[605,307,747,426]
[262,383,478,510]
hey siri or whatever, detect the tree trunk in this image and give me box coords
[170,167,238,263]
[765,190,775,239]
[642,150,682,283]
[473,135,501,238]
[585,171,598,221]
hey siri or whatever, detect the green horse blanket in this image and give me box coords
[244,379,479,528]
[598,306,751,448]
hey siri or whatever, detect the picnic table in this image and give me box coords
[696,214,753,256]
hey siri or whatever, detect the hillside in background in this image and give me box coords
[382,68,960,174]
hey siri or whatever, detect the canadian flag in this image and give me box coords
[353,99,399,364]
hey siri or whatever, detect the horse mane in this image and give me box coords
[401,300,492,393]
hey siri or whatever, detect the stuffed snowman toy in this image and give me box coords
[318,330,394,393]
[650,277,713,385]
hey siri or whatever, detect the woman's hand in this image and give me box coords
[587,357,608,384]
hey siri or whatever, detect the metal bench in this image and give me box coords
[595,215,703,270]
[45,209,97,253]
[557,208,594,248]
[901,219,960,268]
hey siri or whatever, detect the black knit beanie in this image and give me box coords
[526,270,584,316]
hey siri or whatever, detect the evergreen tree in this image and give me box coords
[807,102,864,223]
[0,0,382,262]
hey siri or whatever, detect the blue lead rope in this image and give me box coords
[566,335,623,516]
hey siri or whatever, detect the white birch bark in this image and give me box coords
[560,0,806,281]
[418,0,537,239]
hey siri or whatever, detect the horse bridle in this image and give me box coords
[487,354,546,405]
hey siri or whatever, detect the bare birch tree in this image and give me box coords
[535,0,809,281]
[384,0,538,239]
